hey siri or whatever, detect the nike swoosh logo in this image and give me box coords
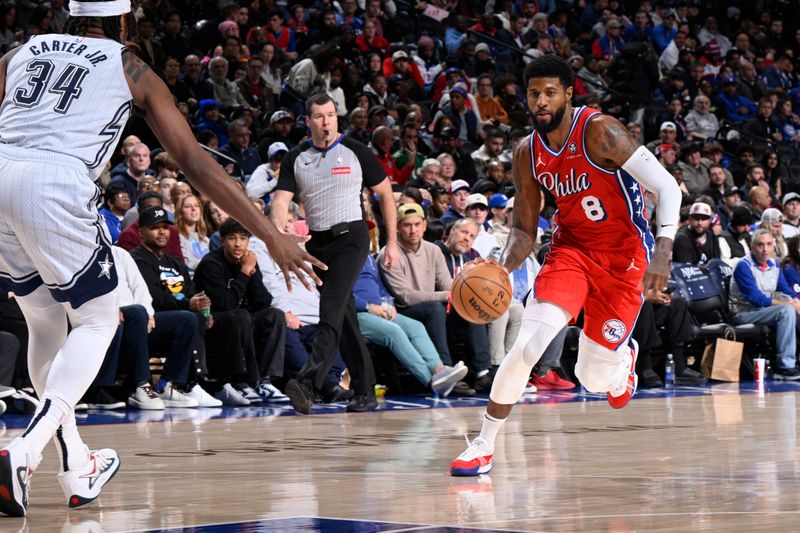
[83,456,115,490]
[660,224,675,227]
[16,465,28,507]
[303,160,313,166]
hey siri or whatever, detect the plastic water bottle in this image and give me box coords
[665,353,675,386]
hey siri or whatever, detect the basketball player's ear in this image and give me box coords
[565,85,574,102]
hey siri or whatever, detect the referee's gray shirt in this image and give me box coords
[276,135,386,231]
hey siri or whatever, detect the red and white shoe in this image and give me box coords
[607,339,639,409]
[450,436,493,477]
[532,370,576,390]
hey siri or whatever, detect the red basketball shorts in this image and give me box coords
[533,244,648,351]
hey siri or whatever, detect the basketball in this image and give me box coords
[451,261,512,324]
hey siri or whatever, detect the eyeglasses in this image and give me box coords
[115,193,130,199]
[140,181,161,189]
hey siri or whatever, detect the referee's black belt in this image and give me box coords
[309,220,365,240]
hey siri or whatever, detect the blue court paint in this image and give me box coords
[130,516,513,532]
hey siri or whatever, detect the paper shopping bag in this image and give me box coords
[701,337,744,382]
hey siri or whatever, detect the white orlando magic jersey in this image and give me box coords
[0,34,132,180]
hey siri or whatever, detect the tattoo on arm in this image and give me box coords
[122,51,150,84]
[590,116,638,167]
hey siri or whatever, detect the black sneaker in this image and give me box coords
[320,383,354,403]
[285,379,315,414]
[773,367,800,381]
[85,388,125,410]
[640,369,664,388]
[474,374,493,393]
[346,393,378,413]
[675,368,708,386]
[449,381,476,397]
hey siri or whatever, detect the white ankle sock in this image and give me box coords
[478,412,505,452]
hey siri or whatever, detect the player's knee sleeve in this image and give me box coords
[489,301,570,404]
[66,289,119,338]
[574,332,629,393]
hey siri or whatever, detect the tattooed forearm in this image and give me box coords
[500,228,535,273]
[588,115,639,167]
[122,51,149,84]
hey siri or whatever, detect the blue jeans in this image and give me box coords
[357,312,441,386]
[734,305,796,369]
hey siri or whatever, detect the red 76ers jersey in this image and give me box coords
[531,106,654,258]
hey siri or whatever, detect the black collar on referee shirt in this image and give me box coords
[307,134,344,154]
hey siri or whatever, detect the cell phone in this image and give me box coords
[663,287,675,295]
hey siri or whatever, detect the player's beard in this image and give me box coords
[531,103,567,134]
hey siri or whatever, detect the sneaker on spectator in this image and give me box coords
[432,364,469,396]
[773,367,800,381]
[57,447,119,509]
[474,373,493,393]
[9,390,38,414]
[674,367,707,386]
[215,383,250,406]
[346,392,378,412]
[640,368,664,388]
[186,383,222,407]
[0,385,15,400]
[85,388,125,410]
[0,437,39,517]
[157,382,199,408]
[237,384,262,403]
[532,369,576,390]
[446,381,476,397]
[524,381,537,393]
[450,435,493,477]
[127,383,165,410]
[257,381,290,402]
[608,339,638,409]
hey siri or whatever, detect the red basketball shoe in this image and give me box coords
[532,370,576,390]
[450,436,493,476]
[607,339,638,409]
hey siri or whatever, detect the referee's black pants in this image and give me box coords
[301,221,376,395]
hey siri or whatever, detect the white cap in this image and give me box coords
[451,179,470,193]
[689,202,713,217]
[467,193,488,208]
[392,50,409,61]
[660,121,677,131]
[268,142,288,159]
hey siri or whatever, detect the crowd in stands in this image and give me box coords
[0,0,799,412]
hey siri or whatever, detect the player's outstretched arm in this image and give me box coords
[499,134,541,274]
[122,51,326,291]
[585,115,682,293]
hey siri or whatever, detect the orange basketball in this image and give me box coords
[451,261,512,324]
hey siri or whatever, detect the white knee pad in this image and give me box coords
[490,301,571,404]
[574,332,630,394]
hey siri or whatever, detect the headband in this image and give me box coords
[69,0,132,17]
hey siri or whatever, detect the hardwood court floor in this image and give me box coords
[2,383,800,532]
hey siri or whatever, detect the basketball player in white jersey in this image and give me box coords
[0,0,326,517]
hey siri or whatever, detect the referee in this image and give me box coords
[270,93,399,414]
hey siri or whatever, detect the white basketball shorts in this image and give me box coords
[0,145,117,308]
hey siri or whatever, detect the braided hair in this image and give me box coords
[63,8,137,43]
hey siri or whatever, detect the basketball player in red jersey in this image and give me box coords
[451,55,681,476]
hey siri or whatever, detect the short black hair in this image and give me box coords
[137,190,162,208]
[305,92,335,116]
[523,54,575,90]
[104,181,129,204]
[219,218,251,238]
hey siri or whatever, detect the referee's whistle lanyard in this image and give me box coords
[446,254,463,314]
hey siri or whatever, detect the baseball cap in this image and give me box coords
[450,82,469,99]
[568,53,584,64]
[475,42,490,55]
[660,121,677,132]
[368,105,388,117]
[606,19,622,28]
[198,99,219,113]
[392,50,409,62]
[532,13,548,22]
[689,202,713,218]
[268,142,288,159]
[783,192,800,206]
[731,205,753,227]
[269,110,293,124]
[467,193,488,208]
[656,143,675,155]
[721,76,737,85]
[440,126,459,139]
[451,179,470,193]
[761,207,784,224]
[723,186,743,197]
[704,40,721,54]
[139,206,170,228]
[397,203,426,221]
[471,178,498,194]
[488,193,508,209]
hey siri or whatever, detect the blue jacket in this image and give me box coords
[783,263,800,295]
[730,252,797,312]
[353,255,393,312]
[99,207,122,244]
[718,92,757,124]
